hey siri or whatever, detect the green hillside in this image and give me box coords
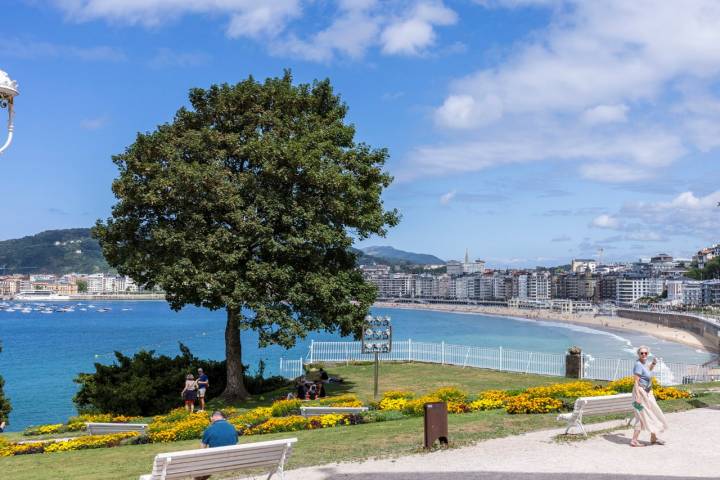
[0,228,109,274]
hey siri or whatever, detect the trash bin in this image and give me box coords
[424,401,448,449]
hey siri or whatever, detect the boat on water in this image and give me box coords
[97,307,111,312]
[14,291,70,301]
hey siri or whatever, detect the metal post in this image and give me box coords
[345,342,349,366]
[309,340,314,364]
[463,347,470,368]
[374,352,379,400]
[408,338,412,362]
[441,341,445,365]
[499,346,503,371]
[525,352,534,374]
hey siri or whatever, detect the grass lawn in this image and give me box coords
[4,362,719,480]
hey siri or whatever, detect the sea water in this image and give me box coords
[0,301,712,431]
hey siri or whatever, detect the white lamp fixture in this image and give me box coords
[0,69,19,155]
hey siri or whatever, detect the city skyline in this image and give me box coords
[2,1,720,266]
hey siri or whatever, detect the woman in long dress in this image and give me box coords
[630,346,668,447]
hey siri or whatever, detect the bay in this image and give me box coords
[0,301,711,431]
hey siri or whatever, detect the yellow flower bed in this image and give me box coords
[24,424,65,436]
[378,397,410,411]
[504,395,563,414]
[317,413,352,428]
[228,407,273,433]
[479,390,510,402]
[270,399,301,417]
[654,387,691,400]
[318,394,364,407]
[381,390,415,400]
[148,410,210,443]
[402,395,442,416]
[523,381,616,399]
[246,415,310,435]
[468,398,505,411]
[0,433,138,456]
[433,387,468,403]
[44,432,139,453]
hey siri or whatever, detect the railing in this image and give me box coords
[290,339,713,386]
[278,358,304,380]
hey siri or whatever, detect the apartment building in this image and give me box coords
[616,277,664,304]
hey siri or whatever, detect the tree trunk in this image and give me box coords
[221,307,250,400]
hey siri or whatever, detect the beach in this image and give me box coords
[375,302,717,354]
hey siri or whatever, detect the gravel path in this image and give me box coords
[260,408,720,480]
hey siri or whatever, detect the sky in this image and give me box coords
[1,0,720,268]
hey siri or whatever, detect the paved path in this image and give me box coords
[261,408,720,480]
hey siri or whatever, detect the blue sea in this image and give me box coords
[0,301,712,431]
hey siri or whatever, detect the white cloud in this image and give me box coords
[581,104,628,125]
[591,214,620,229]
[80,116,108,130]
[0,37,125,61]
[419,0,720,184]
[52,0,457,62]
[380,2,457,55]
[439,190,456,205]
[596,190,720,242]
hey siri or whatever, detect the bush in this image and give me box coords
[74,344,226,416]
[504,395,563,414]
[74,344,288,416]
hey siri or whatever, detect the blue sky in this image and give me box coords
[2,0,720,267]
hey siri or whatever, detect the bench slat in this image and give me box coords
[158,449,292,469]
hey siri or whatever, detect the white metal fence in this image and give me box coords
[277,339,714,386]
[278,358,304,380]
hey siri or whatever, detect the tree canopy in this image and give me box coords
[95,71,398,398]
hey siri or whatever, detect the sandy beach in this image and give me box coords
[375,301,717,354]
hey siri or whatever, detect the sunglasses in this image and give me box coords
[639,352,649,355]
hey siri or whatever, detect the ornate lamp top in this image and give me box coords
[0,70,19,99]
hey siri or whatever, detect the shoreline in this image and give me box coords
[374,302,718,354]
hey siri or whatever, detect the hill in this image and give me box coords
[0,228,109,274]
[360,246,444,265]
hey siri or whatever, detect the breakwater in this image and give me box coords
[617,309,720,353]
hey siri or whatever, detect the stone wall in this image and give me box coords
[617,309,720,352]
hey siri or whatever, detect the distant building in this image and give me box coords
[616,277,664,304]
[571,259,597,273]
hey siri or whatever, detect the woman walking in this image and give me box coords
[630,346,668,447]
[181,373,198,413]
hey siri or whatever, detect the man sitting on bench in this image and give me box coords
[195,411,238,480]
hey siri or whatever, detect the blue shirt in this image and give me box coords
[202,419,238,448]
[198,374,209,388]
[633,360,653,390]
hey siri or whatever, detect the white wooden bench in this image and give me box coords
[139,437,297,480]
[557,393,634,435]
[86,422,148,436]
[299,406,368,417]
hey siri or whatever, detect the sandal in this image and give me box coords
[630,440,644,447]
[651,438,666,445]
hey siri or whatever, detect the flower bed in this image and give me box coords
[0,432,139,457]
[24,413,144,436]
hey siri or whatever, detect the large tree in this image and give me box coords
[94,71,398,399]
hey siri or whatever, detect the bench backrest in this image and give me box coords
[86,422,148,435]
[148,438,297,480]
[300,406,368,417]
[573,393,633,416]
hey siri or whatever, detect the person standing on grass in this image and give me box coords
[630,346,668,447]
[181,373,198,413]
[197,368,209,412]
[0,420,5,433]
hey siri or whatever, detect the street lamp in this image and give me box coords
[0,69,19,155]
